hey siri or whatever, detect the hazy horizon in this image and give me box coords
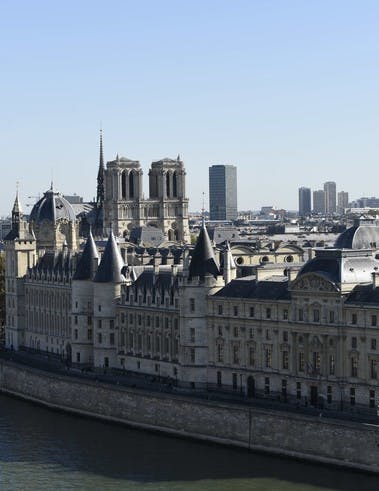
[1,1,379,216]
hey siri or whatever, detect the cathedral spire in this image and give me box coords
[96,128,105,207]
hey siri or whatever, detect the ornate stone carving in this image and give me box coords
[293,275,337,292]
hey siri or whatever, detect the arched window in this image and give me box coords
[166,172,170,198]
[173,171,177,197]
[121,171,127,199]
[129,172,134,198]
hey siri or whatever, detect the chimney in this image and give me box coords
[372,271,379,289]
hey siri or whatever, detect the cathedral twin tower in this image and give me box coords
[97,131,190,243]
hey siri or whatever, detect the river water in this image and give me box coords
[0,394,377,491]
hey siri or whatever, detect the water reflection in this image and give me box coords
[0,394,377,490]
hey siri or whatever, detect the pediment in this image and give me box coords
[291,273,339,293]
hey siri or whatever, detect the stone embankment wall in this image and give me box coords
[1,360,379,473]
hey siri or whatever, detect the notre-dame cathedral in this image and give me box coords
[95,130,190,242]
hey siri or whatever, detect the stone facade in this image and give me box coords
[1,360,379,473]
[208,248,379,413]
[103,156,190,243]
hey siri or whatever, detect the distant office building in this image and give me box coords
[337,191,349,215]
[313,190,326,214]
[209,165,237,221]
[64,194,84,205]
[351,197,379,208]
[298,187,311,216]
[324,181,336,214]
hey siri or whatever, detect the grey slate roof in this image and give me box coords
[215,277,290,300]
[30,187,76,224]
[73,231,99,280]
[189,224,220,280]
[298,257,341,284]
[345,284,379,305]
[94,232,126,283]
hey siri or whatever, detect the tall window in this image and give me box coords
[264,377,270,395]
[129,171,134,198]
[298,308,304,321]
[370,359,377,379]
[312,352,321,372]
[351,337,357,349]
[329,354,335,375]
[233,345,240,364]
[189,298,195,312]
[313,309,320,322]
[248,347,255,367]
[217,371,222,387]
[298,352,304,372]
[282,351,289,370]
[372,315,377,327]
[296,382,301,400]
[217,343,224,363]
[190,328,195,343]
[232,373,238,390]
[265,346,272,368]
[327,386,332,404]
[351,358,358,377]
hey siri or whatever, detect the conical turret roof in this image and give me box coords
[73,230,99,280]
[94,231,126,283]
[189,222,220,279]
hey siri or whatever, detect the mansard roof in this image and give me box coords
[188,224,220,280]
[345,284,379,305]
[94,231,126,283]
[129,266,180,292]
[73,231,99,281]
[214,277,290,300]
[297,249,379,285]
[30,249,73,276]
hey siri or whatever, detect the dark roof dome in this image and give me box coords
[30,185,76,224]
[335,219,379,249]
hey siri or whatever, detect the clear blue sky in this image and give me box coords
[1,0,379,216]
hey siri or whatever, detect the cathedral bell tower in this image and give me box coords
[148,156,190,243]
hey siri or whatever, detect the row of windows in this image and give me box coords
[216,373,377,407]
[120,312,179,329]
[215,344,379,379]
[216,303,379,326]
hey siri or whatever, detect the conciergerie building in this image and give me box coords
[3,136,379,414]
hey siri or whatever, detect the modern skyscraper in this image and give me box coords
[324,181,337,214]
[298,187,311,216]
[209,165,237,221]
[313,190,326,214]
[337,191,349,215]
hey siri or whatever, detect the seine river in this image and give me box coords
[0,394,377,491]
